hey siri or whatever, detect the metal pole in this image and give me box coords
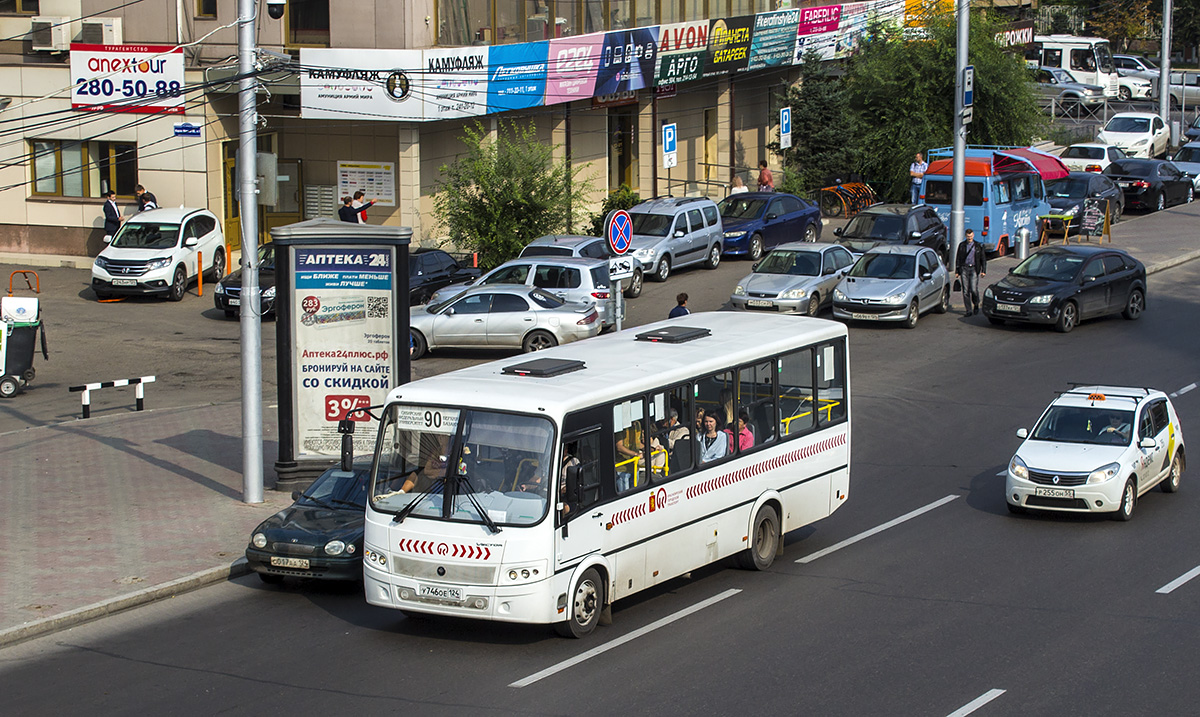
[238,0,263,504]
[1161,0,1173,127]
[949,0,969,273]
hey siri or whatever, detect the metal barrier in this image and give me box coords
[68,376,156,419]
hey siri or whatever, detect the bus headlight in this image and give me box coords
[364,547,387,567]
[502,561,546,583]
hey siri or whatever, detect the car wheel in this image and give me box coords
[805,294,820,317]
[0,376,19,398]
[1162,453,1183,493]
[523,330,557,353]
[1113,478,1136,521]
[1061,96,1079,116]
[624,268,643,299]
[258,573,284,585]
[1118,86,1132,102]
[167,265,188,302]
[903,300,919,329]
[209,249,226,281]
[1110,200,1122,224]
[1155,192,1165,211]
[934,285,950,314]
[1122,288,1145,320]
[987,316,1006,326]
[748,234,764,261]
[554,567,604,638]
[410,329,427,360]
[704,244,721,270]
[653,257,671,282]
[803,223,818,242]
[734,504,780,570]
[1055,300,1078,333]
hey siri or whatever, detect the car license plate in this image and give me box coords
[996,303,1021,313]
[228,298,240,306]
[850,312,879,320]
[269,556,309,569]
[1034,487,1074,499]
[746,299,772,308]
[112,278,137,286]
[419,583,464,602]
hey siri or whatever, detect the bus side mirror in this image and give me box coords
[565,464,580,503]
[338,419,355,471]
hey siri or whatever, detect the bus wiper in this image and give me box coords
[393,478,445,524]
[458,474,501,534]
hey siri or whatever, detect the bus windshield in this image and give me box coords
[370,405,555,527]
[1094,42,1114,73]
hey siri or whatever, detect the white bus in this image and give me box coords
[1029,35,1119,98]
[361,312,850,637]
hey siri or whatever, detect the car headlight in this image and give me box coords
[94,256,109,270]
[146,257,173,271]
[1010,455,1029,480]
[214,283,225,294]
[984,286,994,299]
[1088,462,1121,484]
[885,291,907,304]
[262,285,276,299]
[723,231,747,238]
[834,289,847,301]
[252,533,267,548]
[734,285,746,296]
[634,248,655,259]
[781,288,808,299]
[1029,294,1053,305]
[324,539,346,556]
[1063,204,1080,217]
[1134,139,1148,146]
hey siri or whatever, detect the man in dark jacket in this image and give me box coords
[338,196,358,223]
[955,228,987,316]
[102,189,121,240]
[134,184,157,212]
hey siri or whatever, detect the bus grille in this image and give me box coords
[391,556,498,585]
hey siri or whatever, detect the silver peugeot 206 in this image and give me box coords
[831,244,950,328]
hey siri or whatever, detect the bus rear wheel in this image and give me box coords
[555,567,604,638]
[735,504,780,570]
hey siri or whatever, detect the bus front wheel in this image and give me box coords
[736,504,780,571]
[555,567,604,638]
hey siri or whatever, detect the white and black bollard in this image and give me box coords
[68,376,156,419]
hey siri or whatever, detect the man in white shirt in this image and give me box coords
[909,152,928,204]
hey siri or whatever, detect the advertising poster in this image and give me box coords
[834,2,874,59]
[300,48,424,121]
[487,41,549,113]
[594,27,660,95]
[336,161,396,207]
[704,15,755,77]
[423,46,490,120]
[544,32,606,105]
[69,44,185,114]
[747,9,801,71]
[292,247,397,459]
[655,20,709,85]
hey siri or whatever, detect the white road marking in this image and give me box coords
[795,494,960,564]
[996,470,1007,476]
[947,689,1006,717]
[1169,383,1196,398]
[1156,565,1200,594]
[509,588,742,688]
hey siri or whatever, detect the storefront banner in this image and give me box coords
[704,15,755,77]
[300,48,424,121]
[292,247,397,459]
[833,2,871,58]
[654,20,709,85]
[487,41,549,113]
[544,32,606,105]
[69,44,185,114]
[797,5,842,36]
[747,9,801,71]
[423,46,490,120]
[595,27,660,95]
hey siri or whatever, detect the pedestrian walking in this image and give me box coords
[756,160,774,192]
[669,292,690,318]
[134,184,157,211]
[352,190,377,224]
[338,196,358,223]
[102,189,121,241]
[909,152,927,204]
[955,228,987,316]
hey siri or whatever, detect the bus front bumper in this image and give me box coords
[364,563,561,624]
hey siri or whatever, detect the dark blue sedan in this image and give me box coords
[718,192,822,260]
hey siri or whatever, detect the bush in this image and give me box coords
[589,185,642,237]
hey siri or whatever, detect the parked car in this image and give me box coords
[832,204,949,262]
[410,285,600,358]
[1116,73,1155,102]
[1185,114,1200,142]
[213,242,275,318]
[831,245,950,328]
[1113,54,1159,84]
[716,192,822,260]
[1102,158,1194,211]
[1168,142,1200,188]
[1030,67,1105,114]
[1167,70,1200,109]
[730,242,856,316]
[1059,143,1128,173]
[409,248,481,306]
[981,245,1147,333]
[519,234,643,298]
[245,462,371,583]
[1005,385,1185,520]
[1042,171,1124,234]
[626,196,724,281]
[91,208,226,302]
[1096,112,1169,158]
[427,256,619,329]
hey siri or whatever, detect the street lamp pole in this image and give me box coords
[237,0,263,504]
[1160,0,1173,127]
[949,0,969,273]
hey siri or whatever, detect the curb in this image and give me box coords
[0,558,251,649]
[1147,247,1200,275]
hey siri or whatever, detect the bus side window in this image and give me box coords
[778,348,815,437]
[739,361,776,449]
[560,432,602,523]
[613,398,648,494]
[1043,48,1061,68]
[648,385,693,482]
[816,341,847,426]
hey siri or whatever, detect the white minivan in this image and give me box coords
[92,208,226,301]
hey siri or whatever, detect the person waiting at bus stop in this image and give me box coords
[955,228,987,316]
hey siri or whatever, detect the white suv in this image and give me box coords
[92,208,226,301]
[1006,385,1186,520]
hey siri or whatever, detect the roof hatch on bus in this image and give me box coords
[500,357,587,377]
[634,326,711,343]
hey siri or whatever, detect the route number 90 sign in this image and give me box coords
[69,44,185,114]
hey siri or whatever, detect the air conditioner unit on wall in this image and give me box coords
[79,17,123,45]
[30,17,71,52]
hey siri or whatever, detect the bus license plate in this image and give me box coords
[270,557,309,569]
[746,300,772,308]
[419,584,464,602]
[112,279,137,286]
[1034,487,1074,499]
[228,298,240,306]
[850,312,878,320]
[996,303,1021,312]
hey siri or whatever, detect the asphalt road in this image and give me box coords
[2,251,1198,715]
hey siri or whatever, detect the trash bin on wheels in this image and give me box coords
[1,270,49,398]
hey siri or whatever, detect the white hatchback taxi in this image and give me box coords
[1006,386,1186,520]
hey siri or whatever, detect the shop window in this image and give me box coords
[440,0,495,45]
[196,0,216,18]
[286,0,330,46]
[29,140,136,198]
[0,0,38,13]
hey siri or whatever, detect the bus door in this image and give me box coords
[556,417,607,568]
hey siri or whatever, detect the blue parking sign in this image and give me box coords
[662,123,677,154]
[781,107,791,135]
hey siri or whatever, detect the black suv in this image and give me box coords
[833,204,949,262]
[410,248,481,305]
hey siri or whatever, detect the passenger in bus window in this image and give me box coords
[616,420,645,491]
[729,410,754,452]
[663,408,690,449]
[699,414,729,463]
[719,389,735,427]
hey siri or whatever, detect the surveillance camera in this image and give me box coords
[266,0,285,20]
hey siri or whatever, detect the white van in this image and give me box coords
[1028,35,1119,98]
[91,208,226,301]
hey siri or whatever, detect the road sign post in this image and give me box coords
[780,107,792,150]
[662,122,678,187]
[606,209,634,331]
[962,65,974,125]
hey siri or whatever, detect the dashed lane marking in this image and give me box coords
[1169,383,1196,398]
[795,494,960,564]
[947,689,1006,717]
[1156,565,1200,594]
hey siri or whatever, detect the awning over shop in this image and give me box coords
[993,148,1071,180]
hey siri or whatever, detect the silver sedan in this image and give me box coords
[831,245,950,328]
[409,285,600,359]
[730,242,856,316]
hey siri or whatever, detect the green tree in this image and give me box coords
[1091,0,1156,53]
[589,184,642,236]
[432,119,591,269]
[775,50,861,197]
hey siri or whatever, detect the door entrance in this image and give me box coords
[608,106,638,192]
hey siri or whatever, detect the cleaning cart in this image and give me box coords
[1,270,48,398]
